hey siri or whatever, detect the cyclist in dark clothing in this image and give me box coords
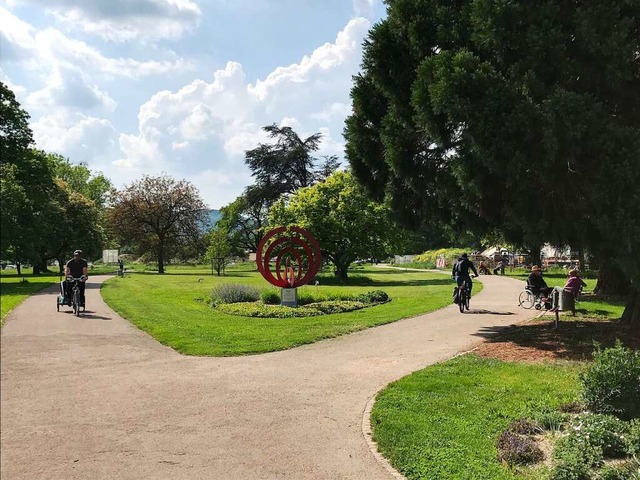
[452,253,478,302]
[65,249,89,306]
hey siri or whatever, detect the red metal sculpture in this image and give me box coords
[256,226,322,288]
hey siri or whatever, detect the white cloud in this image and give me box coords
[0,70,27,96]
[111,18,371,207]
[26,66,117,112]
[249,18,369,101]
[0,6,39,68]
[15,0,202,42]
[30,113,117,163]
[311,102,352,122]
[352,0,377,18]
[2,2,381,209]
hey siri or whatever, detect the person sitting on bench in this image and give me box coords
[563,269,587,298]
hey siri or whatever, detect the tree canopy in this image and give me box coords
[1,83,110,271]
[269,171,400,280]
[108,175,208,274]
[344,0,640,322]
[218,125,341,256]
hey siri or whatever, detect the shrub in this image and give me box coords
[552,436,602,479]
[496,430,543,465]
[261,290,280,305]
[216,300,367,318]
[356,290,389,304]
[595,462,639,480]
[308,301,366,315]
[627,419,640,457]
[554,435,604,467]
[565,413,629,458]
[579,341,640,420]
[211,284,260,305]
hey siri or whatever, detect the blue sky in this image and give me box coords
[1,0,386,208]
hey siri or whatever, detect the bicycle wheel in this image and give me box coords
[73,289,80,316]
[518,290,534,309]
[458,288,465,313]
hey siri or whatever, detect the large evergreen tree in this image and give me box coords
[344,0,640,323]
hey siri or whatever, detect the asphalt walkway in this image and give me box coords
[1,271,535,479]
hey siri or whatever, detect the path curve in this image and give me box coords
[2,272,535,479]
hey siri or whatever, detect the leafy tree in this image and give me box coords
[0,82,33,165]
[219,125,341,256]
[344,0,640,322]
[0,84,54,264]
[245,124,323,204]
[217,187,270,256]
[108,175,208,274]
[205,227,232,276]
[269,171,399,280]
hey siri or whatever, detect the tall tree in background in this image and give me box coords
[108,175,208,274]
[219,125,341,256]
[245,124,322,204]
[344,0,640,323]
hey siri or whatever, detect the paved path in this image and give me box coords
[2,272,533,479]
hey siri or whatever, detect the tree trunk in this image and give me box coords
[58,257,65,275]
[16,261,22,275]
[577,246,586,271]
[157,244,165,274]
[594,261,630,296]
[529,244,541,267]
[621,287,639,328]
[333,259,349,282]
[32,262,39,275]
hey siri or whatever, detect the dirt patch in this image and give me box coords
[474,317,640,363]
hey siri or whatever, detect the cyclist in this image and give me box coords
[452,253,478,303]
[65,249,89,306]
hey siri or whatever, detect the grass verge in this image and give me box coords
[0,271,60,325]
[371,355,580,480]
[100,265,455,356]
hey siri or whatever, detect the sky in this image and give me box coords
[1,0,387,209]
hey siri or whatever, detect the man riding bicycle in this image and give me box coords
[452,253,478,304]
[65,249,88,306]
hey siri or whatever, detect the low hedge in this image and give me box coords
[215,300,367,318]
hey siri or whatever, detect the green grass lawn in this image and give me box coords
[100,264,456,356]
[371,354,581,480]
[0,270,61,324]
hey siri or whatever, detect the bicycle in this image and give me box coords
[57,276,86,316]
[456,277,473,312]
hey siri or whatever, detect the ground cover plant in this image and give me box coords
[100,264,454,356]
[211,282,390,318]
[372,323,639,479]
[371,355,581,479]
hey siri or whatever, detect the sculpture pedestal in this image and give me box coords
[281,287,297,307]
